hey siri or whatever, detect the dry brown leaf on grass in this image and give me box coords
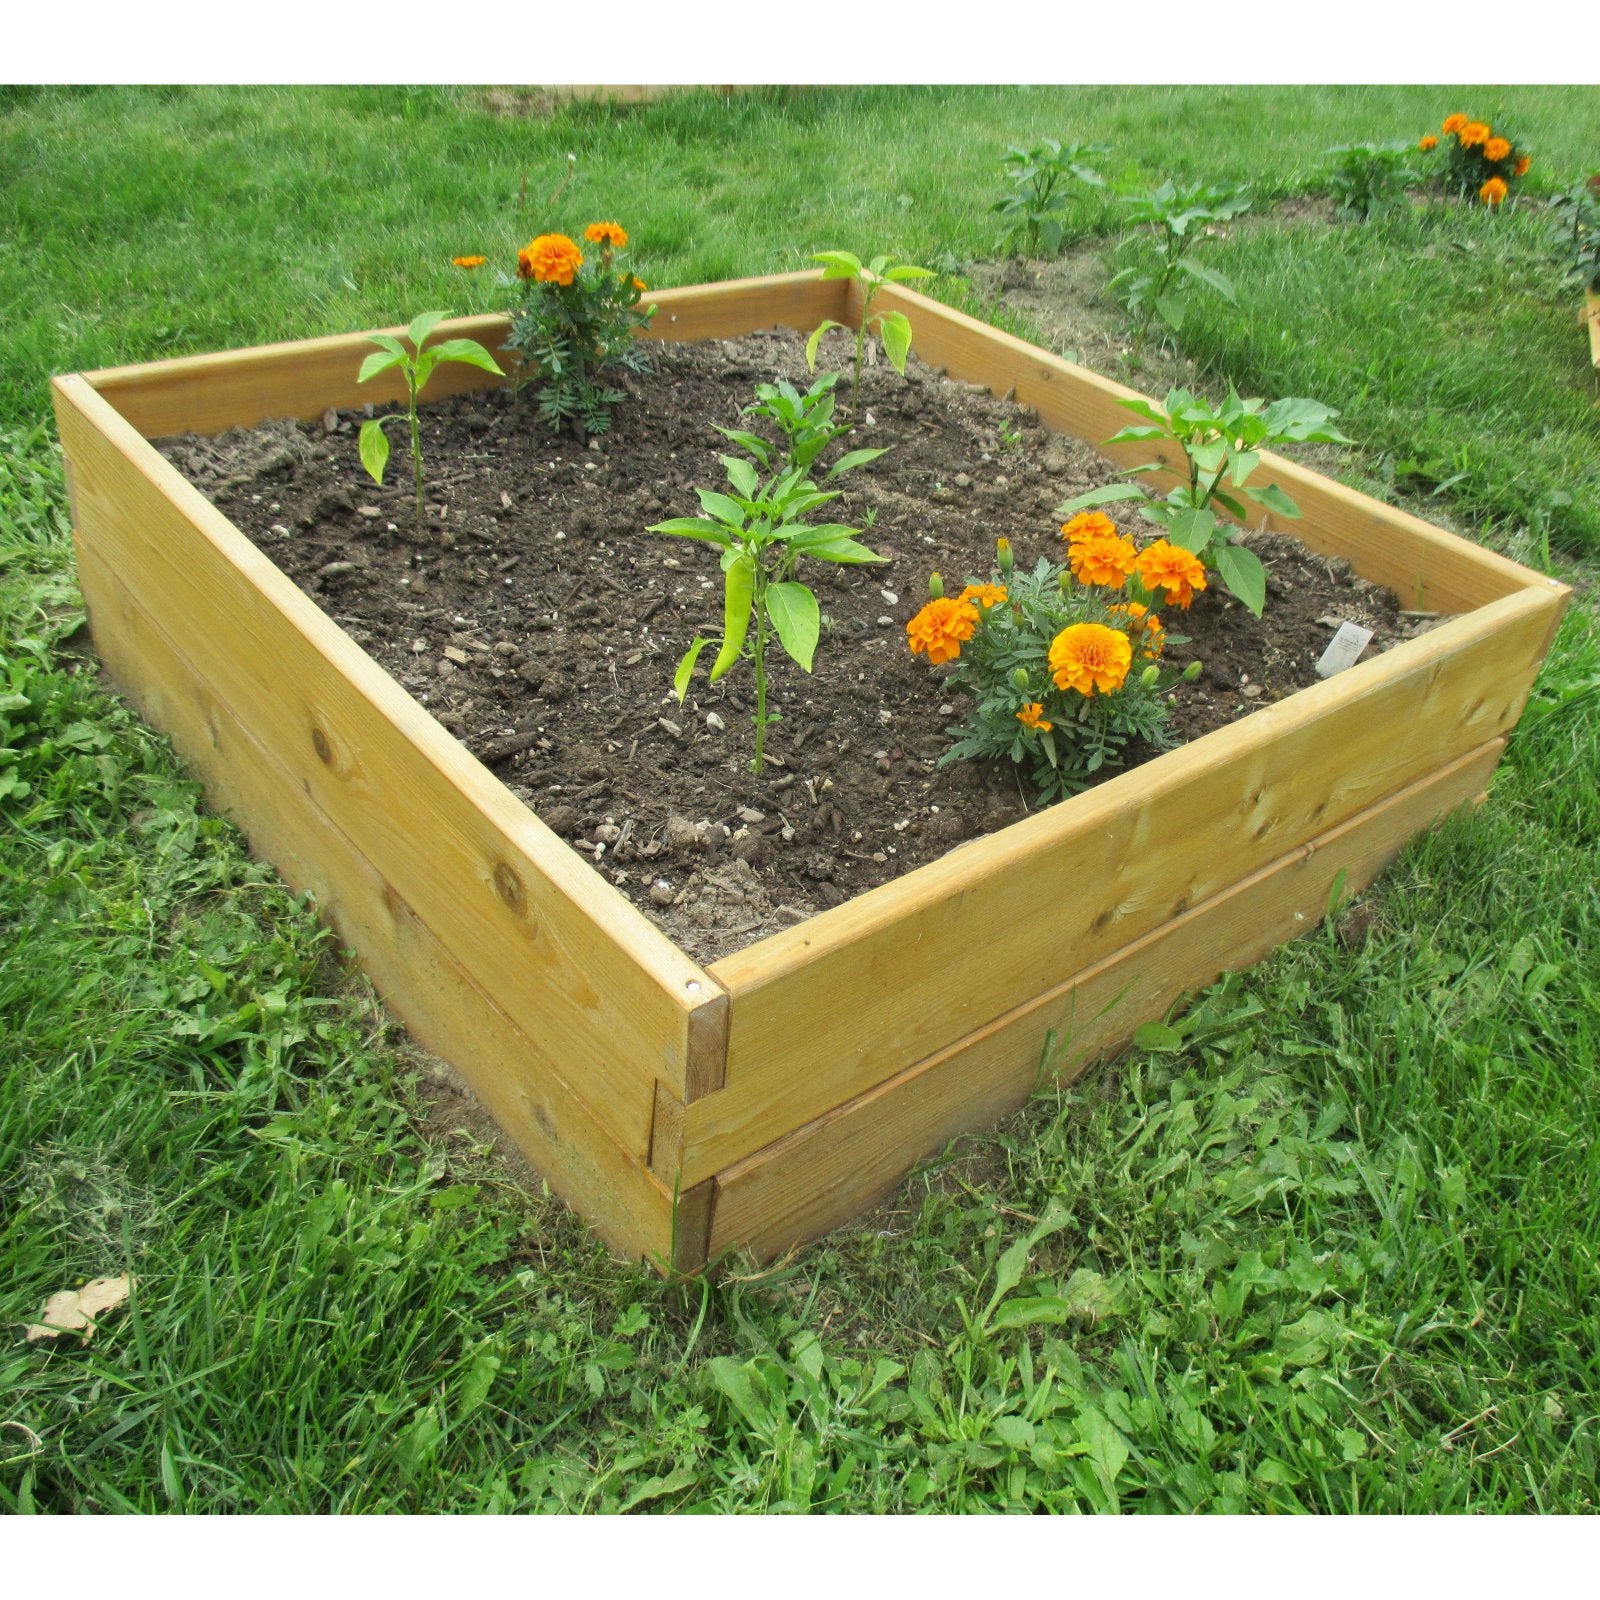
[24,1274,135,1343]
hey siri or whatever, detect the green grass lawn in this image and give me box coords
[3,85,1598,1513]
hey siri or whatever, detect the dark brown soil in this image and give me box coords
[155,328,1426,964]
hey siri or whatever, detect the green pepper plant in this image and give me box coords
[805,250,934,416]
[992,138,1108,258]
[1058,386,1352,617]
[357,310,504,533]
[649,388,887,774]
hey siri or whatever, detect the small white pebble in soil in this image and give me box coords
[705,712,726,731]
[386,523,398,534]
[877,709,893,725]
[852,829,863,842]
[877,616,893,627]
[938,703,954,716]
[880,591,898,605]
[268,501,280,513]
[251,494,262,504]
[893,819,909,832]
[554,531,566,540]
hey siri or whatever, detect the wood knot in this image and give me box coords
[493,861,527,917]
[311,726,333,765]
[1091,907,1115,934]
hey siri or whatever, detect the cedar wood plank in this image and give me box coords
[709,738,1506,1262]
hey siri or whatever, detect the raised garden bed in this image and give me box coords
[53,271,1570,1271]
[1588,290,1600,377]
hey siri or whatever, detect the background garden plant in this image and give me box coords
[992,138,1108,258]
[1325,141,1417,222]
[3,84,1599,1516]
[356,310,504,533]
[1423,111,1532,207]
[1110,179,1252,359]
[1550,173,1600,292]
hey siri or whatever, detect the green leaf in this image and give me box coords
[1104,425,1168,445]
[1055,483,1150,515]
[713,427,773,467]
[981,1202,1074,1325]
[883,263,935,282]
[357,349,408,385]
[878,310,913,374]
[358,417,390,484]
[785,531,885,565]
[1154,292,1188,331]
[1133,1021,1184,1052]
[1213,542,1267,616]
[647,517,735,547]
[1189,438,1228,475]
[824,447,888,479]
[426,338,505,376]
[366,333,408,360]
[811,250,863,279]
[765,581,821,672]
[1229,449,1261,486]
[673,636,712,701]
[805,319,845,372]
[406,309,449,351]
[695,488,748,529]
[1176,257,1238,304]
[710,557,756,682]
[1243,481,1303,519]
[1166,507,1217,555]
[1115,396,1169,426]
[721,456,760,499]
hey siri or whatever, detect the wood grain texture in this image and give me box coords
[1587,291,1600,372]
[636,270,846,345]
[56,375,713,1161]
[708,738,1506,1263]
[75,540,677,1264]
[687,585,1561,1184]
[873,283,1558,617]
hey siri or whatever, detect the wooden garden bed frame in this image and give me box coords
[52,271,1570,1272]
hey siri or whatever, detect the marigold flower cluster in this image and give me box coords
[1424,112,1530,207]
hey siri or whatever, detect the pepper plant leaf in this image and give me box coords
[766,581,821,672]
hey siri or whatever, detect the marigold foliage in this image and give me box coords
[1424,113,1530,206]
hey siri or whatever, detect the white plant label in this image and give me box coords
[1316,620,1375,679]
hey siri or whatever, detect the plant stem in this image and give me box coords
[407,375,425,533]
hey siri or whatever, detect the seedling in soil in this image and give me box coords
[357,310,504,532]
[805,250,935,416]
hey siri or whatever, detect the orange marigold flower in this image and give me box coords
[584,221,629,248]
[1484,136,1512,163]
[959,582,1008,610]
[1418,134,1438,151]
[1061,510,1118,544]
[1066,532,1137,588]
[631,276,648,292]
[1514,156,1531,178]
[1016,702,1053,732]
[1442,114,1468,135]
[1134,540,1208,609]
[1109,601,1166,659]
[1480,176,1509,207]
[906,596,979,666]
[1048,623,1133,697]
[1460,122,1490,149]
[519,233,584,285]
[452,254,487,269]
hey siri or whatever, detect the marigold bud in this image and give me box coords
[928,571,944,599]
[1182,659,1203,682]
[1140,664,1160,687]
[996,537,1014,575]
[1010,667,1031,692]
